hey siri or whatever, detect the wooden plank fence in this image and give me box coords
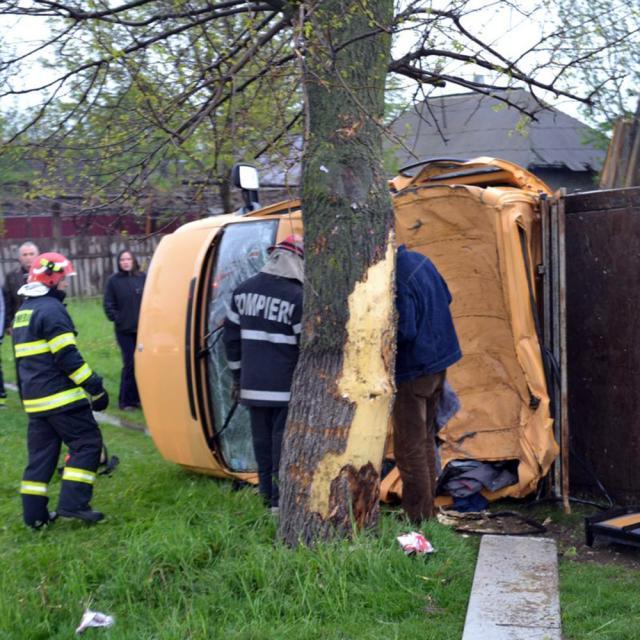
[0,236,162,298]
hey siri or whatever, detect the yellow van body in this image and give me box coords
[136,158,558,502]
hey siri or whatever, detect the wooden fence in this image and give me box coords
[0,236,163,298]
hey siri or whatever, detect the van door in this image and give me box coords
[202,219,279,471]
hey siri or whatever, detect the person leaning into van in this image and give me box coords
[393,245,462,524]
[103,249,146,410]
[223,235,304,513]
[13,252,109,528]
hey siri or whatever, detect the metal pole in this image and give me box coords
[540,195,560,499]
[557,194,571,513]
[550,197,562,501]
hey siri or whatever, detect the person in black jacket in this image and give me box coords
[3,241,39,331]
[103,249,146,410]
[223,235,304,512]
[0,288,5,408]
[1,241,39,409]
[13,252,109,528]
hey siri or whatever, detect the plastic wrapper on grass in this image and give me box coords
[397,532,434,556]
[75,610,115,634]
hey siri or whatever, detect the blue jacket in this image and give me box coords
[395,245,462,383]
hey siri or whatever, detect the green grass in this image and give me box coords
[2,298,640,638]
[0,394,475,639]
[561,563,640,639]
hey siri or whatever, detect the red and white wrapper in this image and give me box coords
[397,531,434,555]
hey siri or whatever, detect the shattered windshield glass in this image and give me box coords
[206,220,278,471]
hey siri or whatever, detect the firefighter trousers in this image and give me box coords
[20,405,103,527]
[249,406,288,508]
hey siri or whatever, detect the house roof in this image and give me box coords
[390,89,605,173]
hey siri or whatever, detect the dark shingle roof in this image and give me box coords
[390,89,605,173]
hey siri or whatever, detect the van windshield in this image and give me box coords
[205,220,278,471]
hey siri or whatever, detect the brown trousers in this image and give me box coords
[393,371,446,524]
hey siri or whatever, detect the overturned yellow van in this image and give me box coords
[136,157,558,504]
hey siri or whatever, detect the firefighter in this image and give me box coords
[223,235,304,512]
[12,252,109,528]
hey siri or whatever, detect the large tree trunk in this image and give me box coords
[278,0,395,547]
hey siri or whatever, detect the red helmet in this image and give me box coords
[267,234,304,258]
[29,252,76,287]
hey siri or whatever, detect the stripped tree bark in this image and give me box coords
[277,0,396,547]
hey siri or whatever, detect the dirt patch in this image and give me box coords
[437,503,640,570]
[539,516,640,570]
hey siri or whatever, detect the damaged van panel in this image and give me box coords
[382,176,557,502]
[137,157,558,505]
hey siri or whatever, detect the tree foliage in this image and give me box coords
[550,0,639,128]
[1,0,635,206]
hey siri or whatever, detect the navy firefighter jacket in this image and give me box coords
[12,290,103,416]
[223,271,303,407]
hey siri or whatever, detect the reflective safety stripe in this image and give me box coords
[240,329,297,345]
[13,309,33,328]
[292,323,302,335]
[15,339,50,358]
[48,332,77,353]
[22,387,87,413]
[62,467,96,485]
[0,396,6,406]
[241,389,291,402]
[69,363,92,385]
[227,360,241,371]
[226,309,240,324]
[20,480,48,496]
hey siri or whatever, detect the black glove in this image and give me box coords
[84,373,104,397]
[91,389,109,412]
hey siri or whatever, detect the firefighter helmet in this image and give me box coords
[267,234,304,258]
[28,252,76,287]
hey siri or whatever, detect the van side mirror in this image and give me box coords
[231,163,260,214]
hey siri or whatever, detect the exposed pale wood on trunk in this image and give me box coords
[278,0,395,547]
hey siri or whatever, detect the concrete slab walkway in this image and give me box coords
[462,535,561,640]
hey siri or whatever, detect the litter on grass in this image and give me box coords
[397,532,434,555]
[75,610,114,634]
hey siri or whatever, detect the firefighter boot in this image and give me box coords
[22,493,58,529]
[21,483,58,529]
[57,508,104,523]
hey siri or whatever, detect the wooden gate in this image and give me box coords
[565,187,640,504]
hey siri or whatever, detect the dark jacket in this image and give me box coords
[103,270,146,334]
[223,272,303,407]
[12,289,104,416]
[395,245,462,383]
[3,266,29,330]
[0,285,4,341]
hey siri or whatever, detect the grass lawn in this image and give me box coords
[1,298,639,638]
[0,394,476,639]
